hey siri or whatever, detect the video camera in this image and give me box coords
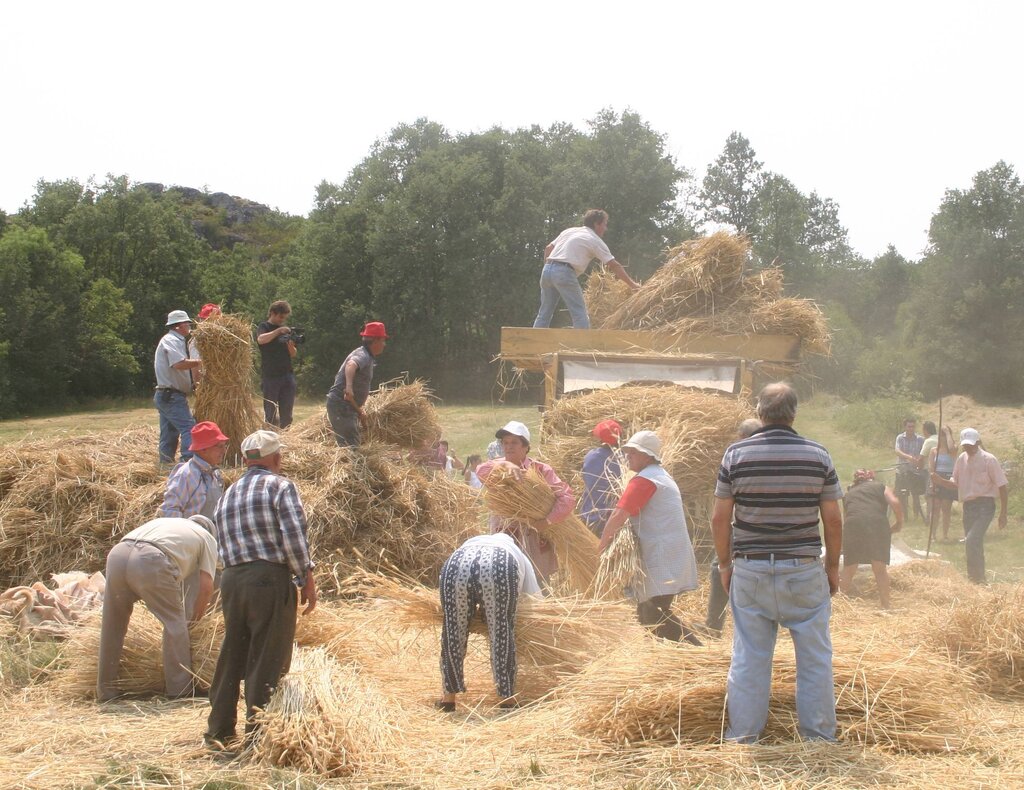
[284,327,306,346]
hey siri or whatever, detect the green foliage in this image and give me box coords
[73,277,140,397]
[701,131,763,234]
[834,391,922,449]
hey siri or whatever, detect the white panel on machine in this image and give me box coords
[562,360,738,394]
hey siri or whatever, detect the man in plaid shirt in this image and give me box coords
[205,430,317,752]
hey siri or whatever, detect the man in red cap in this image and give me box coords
[325,322,388,446]
[160,421,229,523]
[580,419,624,538]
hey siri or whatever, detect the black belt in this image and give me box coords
[736,552,817,562]
[155,386,188,395]
[548,259,572,267]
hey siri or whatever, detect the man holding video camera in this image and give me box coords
[256,300,300,429]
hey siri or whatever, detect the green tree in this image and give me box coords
[752,173,810,273]
[0,226,85,415]
[700,131,763,235]
[72,277,140,397]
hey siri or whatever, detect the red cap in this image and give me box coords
[190,421,229,452]
[592,419,622,446]
[360,321,389,339]
[198,303,221,320]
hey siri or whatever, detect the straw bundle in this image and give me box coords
[566,635,970,752]
[285,440,482,585]
[191,313,263,464]
[58,608,224,698]
[364,378,443,449]
[592,231,830,351]
[583,268,633,326]
[593,526,644,599]
[483,465,599,594]
[928,583,1024,694]
[0,433,162,585]
[254,646,400,777]
[540,384,754,500]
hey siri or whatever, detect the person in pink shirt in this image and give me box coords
[476,421,575,585]
[932,427,1009,584]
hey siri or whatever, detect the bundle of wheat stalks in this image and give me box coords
[191,313,263,464]
[566,634,971,752]
[584,231,830,352]
[58,608,224,698]
[0,429,161,584]
[254,646,400,777]
[593,525,644,599]
[540,384,753,501]
[285,439,483,586]
[482,465,599,594]
[287,379,442,450]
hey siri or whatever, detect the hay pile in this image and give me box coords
[585,232,830,351]
[254,646,400,777]
[286,440,483,586]
[565,634,970,752]
[0,429,160,585]
[191,313,263,464]
[540,384,754,501]
[482,465,599,594]
[288,379,441,450]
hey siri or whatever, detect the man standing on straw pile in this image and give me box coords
[705,417,762,635]
[712,382,843,743]
[580,419,623,539]
[533,209,640,329]
[154,309,203,464]
[206,429,317,752]
[477,421,574,584]
[437,532,542,711]
[256,300,298,429]
[325,321,388,447]
[597,430,701,645]
[932,427,1008,584]
[97,514,218,701]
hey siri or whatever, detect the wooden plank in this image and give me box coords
[500,327,802,370]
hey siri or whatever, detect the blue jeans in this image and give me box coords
[963,497,996,583]
[154,390,195,464]
[533,262,590,329]
[727,557,836,743]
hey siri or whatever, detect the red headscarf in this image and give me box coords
[591,419,622,446]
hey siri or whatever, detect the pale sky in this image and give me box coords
[2,1,1021,261]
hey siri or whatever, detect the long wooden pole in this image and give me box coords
[925,386,943,560]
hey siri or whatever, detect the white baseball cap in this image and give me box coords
[622,430,662,463]
[188,514,216,534]
[166,309,193,326]
[495,421,531,443]
[241,429,287,459]
[960,427,981,446]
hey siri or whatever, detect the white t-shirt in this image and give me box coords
[460,533,542,596]
[548,226,615,275]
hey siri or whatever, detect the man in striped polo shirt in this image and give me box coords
[711,382,844,743]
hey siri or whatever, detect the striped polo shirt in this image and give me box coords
[715,425,843,556]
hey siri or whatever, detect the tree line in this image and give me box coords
[1,110,1022,417]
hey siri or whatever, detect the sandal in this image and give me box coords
[434,700,456,712]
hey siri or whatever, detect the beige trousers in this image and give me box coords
[96,541,193,700]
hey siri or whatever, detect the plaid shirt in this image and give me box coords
[159,455,223,520]
[213,465,312,581]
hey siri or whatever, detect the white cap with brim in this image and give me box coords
[241,429,287,459]
[495,421,531,444]
[960,427,981,446]
[621,430,662,463]
[166,309,193,326]
[188,514,216,534]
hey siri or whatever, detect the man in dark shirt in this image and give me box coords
[711,382,843,744]
[256,300,297,429]
[325,322,388,446]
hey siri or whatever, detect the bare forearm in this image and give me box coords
[190,572,214,622]
[607,259,639,289]
[710,498,734,565]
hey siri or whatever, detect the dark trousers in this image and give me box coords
[261,373,296,429]
[206,561,297,741]
[326,396,360,447]
[963,497,996,583]
[637,594,701,645]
